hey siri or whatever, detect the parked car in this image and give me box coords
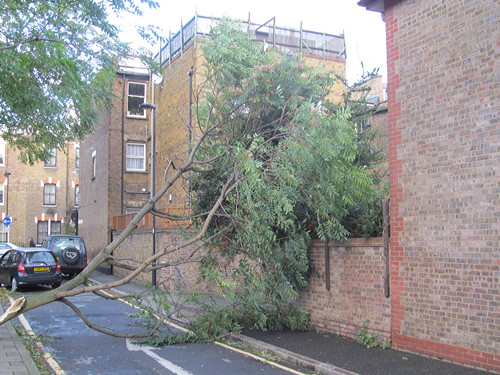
[0,248,62,290]
[0,242,19,257]
[42,235,88,277]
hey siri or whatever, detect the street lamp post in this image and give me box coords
[140,102,157,287]
[4,171,11,242]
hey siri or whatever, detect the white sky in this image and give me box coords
[116,0,387,84]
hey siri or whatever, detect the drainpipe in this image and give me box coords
[120,74,126,214]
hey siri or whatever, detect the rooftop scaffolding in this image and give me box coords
[158,15,346,66]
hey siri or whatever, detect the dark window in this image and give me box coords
[43,184,56,205]
[44,148,57,168]
[127,83,146,117]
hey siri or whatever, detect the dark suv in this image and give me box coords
[42,235,88,277]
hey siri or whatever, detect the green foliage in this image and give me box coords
[191,19,379,330]
[332,70,389,238]
[356,319,379,348]
[356,318,391,349]
[0,0,159,163]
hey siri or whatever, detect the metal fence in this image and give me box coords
[158,15,346,66]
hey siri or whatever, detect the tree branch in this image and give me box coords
[58,298,155,339]
[0,37,64,51]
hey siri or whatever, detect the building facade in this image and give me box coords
[79,66,152,259]
[360,0,499,372]
[0,139,79,245]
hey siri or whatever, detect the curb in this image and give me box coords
[230,333,359,375]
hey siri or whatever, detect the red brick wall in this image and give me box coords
[298,238,391,340]
[385,0,499,372]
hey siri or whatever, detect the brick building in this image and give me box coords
[152,15,348,210]
[0,139,79,245]
[359,0,499,372]
[79,66,152,259]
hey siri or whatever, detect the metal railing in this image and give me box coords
[158,15,346,66]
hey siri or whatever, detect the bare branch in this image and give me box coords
[0,37,63,51]
[58,298,156,339]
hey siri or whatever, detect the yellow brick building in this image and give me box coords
[0,139,79,245]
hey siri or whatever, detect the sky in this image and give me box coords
[116,0,387,84]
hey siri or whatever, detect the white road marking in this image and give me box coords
[126,339,195,375]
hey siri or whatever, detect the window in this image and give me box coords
[43,183,56,205]
[44,148,57,168]
[91,150,96,179]
[127,82,146,117]
[74,185,80,207]
[126,143,146,171]
[0,139,5,166]
[0,181,4,205]
[75,145,80,169]
[37,221,61,244]
[126,207,141,215]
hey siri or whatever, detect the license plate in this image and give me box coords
[34,267,50,272]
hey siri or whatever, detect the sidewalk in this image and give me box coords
[88,270,493,375]
[0,303,40,375]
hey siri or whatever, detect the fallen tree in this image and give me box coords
[1,19,383,340]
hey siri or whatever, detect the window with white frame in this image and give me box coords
[126,143,146,171]
[127,82,146,117]
[91,150,96,179]
[43,183,56,205]
[44,148,57,168]
[0,181,4,205]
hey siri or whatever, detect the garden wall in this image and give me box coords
[111,229,390,341]
[298,238,391,340]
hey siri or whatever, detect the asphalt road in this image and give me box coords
[17,283,315,375]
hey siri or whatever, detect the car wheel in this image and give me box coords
[62,247,80,265]
[52,282,61,289]
[11,277,18,292]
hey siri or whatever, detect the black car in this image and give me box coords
[0,248,62,291]
[42,235,88,277]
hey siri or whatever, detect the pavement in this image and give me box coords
[0,303,40,375]
[0,270,495,375]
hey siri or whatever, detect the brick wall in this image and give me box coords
[385,0,499,371]
[111,227,210,292]
[154,45,200,209]
[80,73,151,259]
[298,238,391,340]
[110,231,391,340]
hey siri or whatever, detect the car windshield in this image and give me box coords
[25,251,55,264]
[53,238,81,250]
